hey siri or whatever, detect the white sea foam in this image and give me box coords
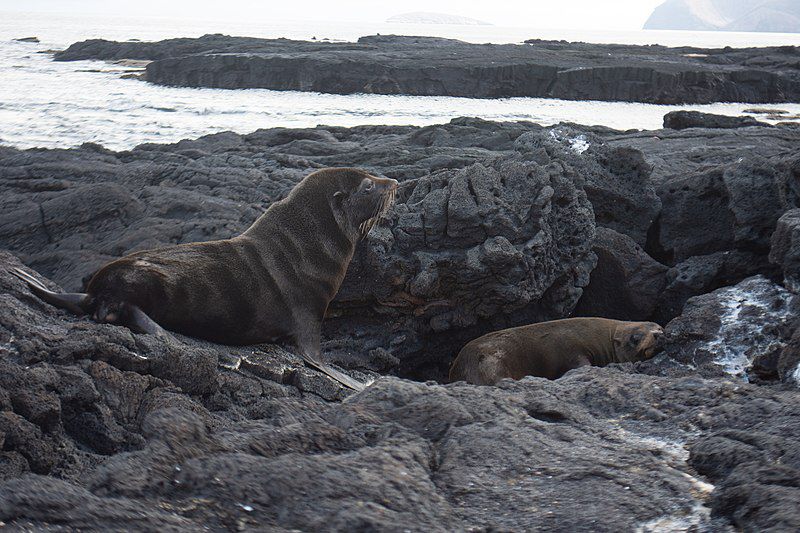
[548,130,591,154]
[701,279,793,381]
[614,428,716,533]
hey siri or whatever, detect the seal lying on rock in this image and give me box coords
[12,168,398,391]
[449,318,663,385]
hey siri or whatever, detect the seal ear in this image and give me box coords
[332,191,346,206]
[628,332,643,347]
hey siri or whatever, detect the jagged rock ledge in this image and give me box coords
[3,116,800,379]
[53,34,800,104]
[2,115,800,529]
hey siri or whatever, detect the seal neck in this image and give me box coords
[584,319,617,366]
[243,194,357,280]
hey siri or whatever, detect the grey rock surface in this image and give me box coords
[2,255,800,531]
[53,34,800,104]
[770,208,800,293]
[659,276,800,381]
[2,118,800,530]
[663,110,769,130]
[573,227,668,321]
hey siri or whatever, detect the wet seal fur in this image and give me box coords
[11,167,398,391]
[449,318,663,385]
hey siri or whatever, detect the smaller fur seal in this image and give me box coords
[12,167,398,391]
[449,318,663,385]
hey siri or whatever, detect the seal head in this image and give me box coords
[612,321,664,362]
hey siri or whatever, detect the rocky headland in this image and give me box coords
[2,113,800,530]
[645,0,800,34]
[53,34,800,104]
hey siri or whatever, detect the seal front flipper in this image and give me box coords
[123,303,168,338]
[300,353,367,392]
[11,267,89,315]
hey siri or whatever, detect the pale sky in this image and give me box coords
[1,1,667,30]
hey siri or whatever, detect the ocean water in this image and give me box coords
[2,11,800,151]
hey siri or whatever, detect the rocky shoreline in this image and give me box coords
[54,34,800,104]
[2,113,800,530]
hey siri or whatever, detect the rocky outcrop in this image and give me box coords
[770,208,800,293]
[654,154,800,263]
[3,251,800,530]
[329,158,596,380]
[573,227,668,321]
[53,34,800,104]
[1,119,611,380]
[4,117,800,359]
[663,110,769,130]
[653,250,768,324]
[3,118,800,530]
[645,0,800,34]
[659,276,800,381]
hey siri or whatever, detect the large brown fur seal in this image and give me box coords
[449,318,663,385]
[12,168,398,391]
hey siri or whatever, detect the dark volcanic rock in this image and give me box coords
[526,126,661,246]
[1,118,675,379]
[663,110,769,130]
[3,121,800,531]
[329,157,596,380]
[55,34,800,104]
[4,118,800,377]
[573,227,668,321]
[653,250,772,324]
[778,326,800,384]
[3,259,800,530]
[654,153,800,264]
[660,276,800,381]
[688,386,800,531]
[770,208,800,293]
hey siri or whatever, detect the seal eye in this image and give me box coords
[363,180,375,192]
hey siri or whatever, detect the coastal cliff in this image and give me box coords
[54,34,800,104]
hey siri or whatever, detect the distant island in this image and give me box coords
[386,12,491,26]
[644,0,800,33]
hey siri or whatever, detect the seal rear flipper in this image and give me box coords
[300,353,367,392]
[11,267,89,316]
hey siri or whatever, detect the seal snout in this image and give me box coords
[644,325,665,358]
[373,176,399,191]
[652,327,665,353]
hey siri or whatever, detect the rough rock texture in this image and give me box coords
[573,227,668,321]
[770,208,800,293]
[664,110,769,130]
[0,118,674,380]
[778,326,800,384]
[4,117,800,367]
[653,153,800,264]
[3,254,800,530]
[659,276,800,382]
[3,119,800,530]
[330,157,596,380]
[653,250,770,324]
[53,34,800,104]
